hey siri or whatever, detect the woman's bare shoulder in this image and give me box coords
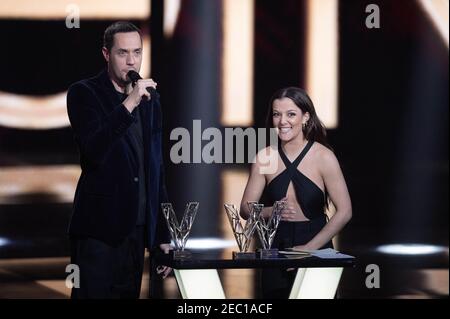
[311,142,340,170]
[252,146,279,175]
[254,146,278,164]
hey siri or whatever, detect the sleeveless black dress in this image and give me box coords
[260,140,333,299]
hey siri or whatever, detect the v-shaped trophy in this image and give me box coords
[161,202,199,260]
[224,203,263,259]
[250,200,286,259]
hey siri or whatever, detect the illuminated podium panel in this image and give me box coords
[156,252,355,299]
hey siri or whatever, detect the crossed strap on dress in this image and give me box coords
[272,140,325,220]
[278,140,314,176]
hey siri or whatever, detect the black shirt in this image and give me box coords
[117,92,147,226]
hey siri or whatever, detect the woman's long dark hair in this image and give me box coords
[265,87,331,150]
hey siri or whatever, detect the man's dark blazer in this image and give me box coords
[67,69,170,248]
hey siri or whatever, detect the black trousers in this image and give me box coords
[70,226,146,299]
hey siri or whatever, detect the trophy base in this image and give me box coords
[232,251,256,260]
[171,250,192,260]
[257,248,279,259]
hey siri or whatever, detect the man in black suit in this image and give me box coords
[67,21,171,299]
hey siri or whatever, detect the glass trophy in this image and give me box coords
[161,202,199,260]
[224,203,263,259]
[253,200,286,259]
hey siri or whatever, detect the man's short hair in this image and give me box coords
[103,21,142,51]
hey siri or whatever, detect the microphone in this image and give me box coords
[126,70,157,99]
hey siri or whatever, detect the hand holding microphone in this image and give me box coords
[122,70,157,113]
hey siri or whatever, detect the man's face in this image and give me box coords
[102,31,142,85]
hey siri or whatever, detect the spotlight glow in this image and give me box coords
[221,0,254,126]
[0,0,150,19]
[164,0,181,38]
[306,0,339,129]
[0,237,10,247]
[418,0,449,48]
[376,244,448,255]
[182,238,237,250]
[0,165,81,204]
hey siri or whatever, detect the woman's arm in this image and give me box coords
[296,149,352,251]
[240,147,281,219]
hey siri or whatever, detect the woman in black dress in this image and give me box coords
[240,87,352,298]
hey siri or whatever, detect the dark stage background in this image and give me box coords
[0,0,447,298]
